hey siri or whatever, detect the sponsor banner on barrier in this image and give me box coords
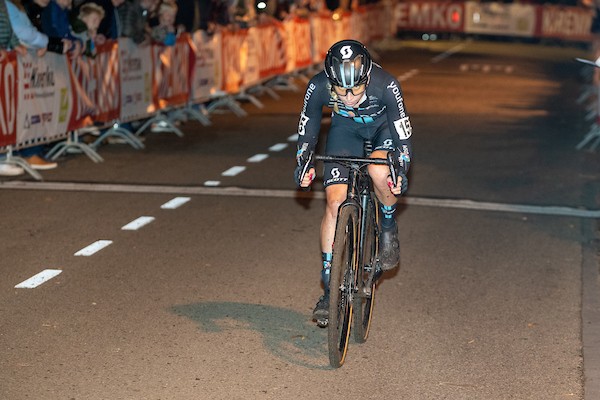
[221,29,248,93]
[0,51,18,146]
[16,52,71,147]
[190,31,221,101]
[310,14,337,63]
[119,38,155,121]
[94,41,121,122]
[464,2,536,37]
[395,2,465,32]
[254,22,287,79]
[284,17,313,72]
[152,35,193,109]
[536,5,593,41]
[242,28,260,87]
[67,56,95,131]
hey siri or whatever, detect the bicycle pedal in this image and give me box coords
[316,318,329,328]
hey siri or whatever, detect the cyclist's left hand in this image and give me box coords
[387,172,407,196]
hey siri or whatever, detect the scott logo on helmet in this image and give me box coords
[340,46,353,59]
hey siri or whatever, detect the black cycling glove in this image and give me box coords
[294,147,313,187]
[388,150,409,196]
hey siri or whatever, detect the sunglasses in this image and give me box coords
[333,83,367,97]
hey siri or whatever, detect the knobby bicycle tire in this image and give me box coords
[328,205,359,368]
[353,194,378,343]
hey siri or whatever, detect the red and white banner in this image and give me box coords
[0,51,18,147]
[94,41,121,123]
[253,22,288,79]
[284,17,313,72]
[221,29,248,93]
[152,35,193,109]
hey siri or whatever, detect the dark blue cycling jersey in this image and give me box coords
[296,63,413,175]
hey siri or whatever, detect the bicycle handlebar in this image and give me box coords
[314,154,398,184]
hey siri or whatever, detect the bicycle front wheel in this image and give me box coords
[353,195,378,343]
[328,205,359,368]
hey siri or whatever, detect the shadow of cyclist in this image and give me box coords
[171,301,330,369]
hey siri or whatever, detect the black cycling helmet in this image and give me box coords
[324,39,372,88]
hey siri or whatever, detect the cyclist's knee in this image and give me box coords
[325,185,347,217]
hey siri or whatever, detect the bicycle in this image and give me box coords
[312,152,398,368]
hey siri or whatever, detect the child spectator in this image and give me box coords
[151,1,177,45]
[75,1,103,56]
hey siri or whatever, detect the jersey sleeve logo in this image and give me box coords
[393,117,412,140]
[298,112,309,136]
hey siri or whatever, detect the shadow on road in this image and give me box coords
[171,302,331,369]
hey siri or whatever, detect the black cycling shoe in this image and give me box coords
[379,222,400,271]
[313,294,329,327]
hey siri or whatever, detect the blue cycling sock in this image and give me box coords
[322,252,332,295]
[380,204,397,228]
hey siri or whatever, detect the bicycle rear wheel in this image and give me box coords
[328,206,359,368]
[353,196,378,343]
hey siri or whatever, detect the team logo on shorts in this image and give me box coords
[331,168,341,179]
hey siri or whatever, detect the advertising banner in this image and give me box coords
[395,2,465,32]
[464,2,536,37]
[119,38,155,122]
[16,51,71,147]
[190,31,221,101]
[0,51,18,147]
[536,5,593,41]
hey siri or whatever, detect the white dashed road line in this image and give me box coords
[221,166,246,176]
[203,180,221,186]
[269,143,288,152]
[161,196,191,209]
[121,216,155,231]
[74,240,113,256]
[15,269,62,289]
[248,154,269,162]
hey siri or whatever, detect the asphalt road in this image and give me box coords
[1,38,600,400]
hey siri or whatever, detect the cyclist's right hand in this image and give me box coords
[297,167,315,187]
[294,149,314,187]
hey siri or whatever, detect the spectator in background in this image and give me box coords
[117,0,151,45]
[206,0,230,34]
[151,1,177,45]
[22,0,75,54]
[40,0,83,54]
[83,0,125,42]
[6,0,50,56]
[74,1,103,56]
[175,0,201,33]
[0,0,27,176]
